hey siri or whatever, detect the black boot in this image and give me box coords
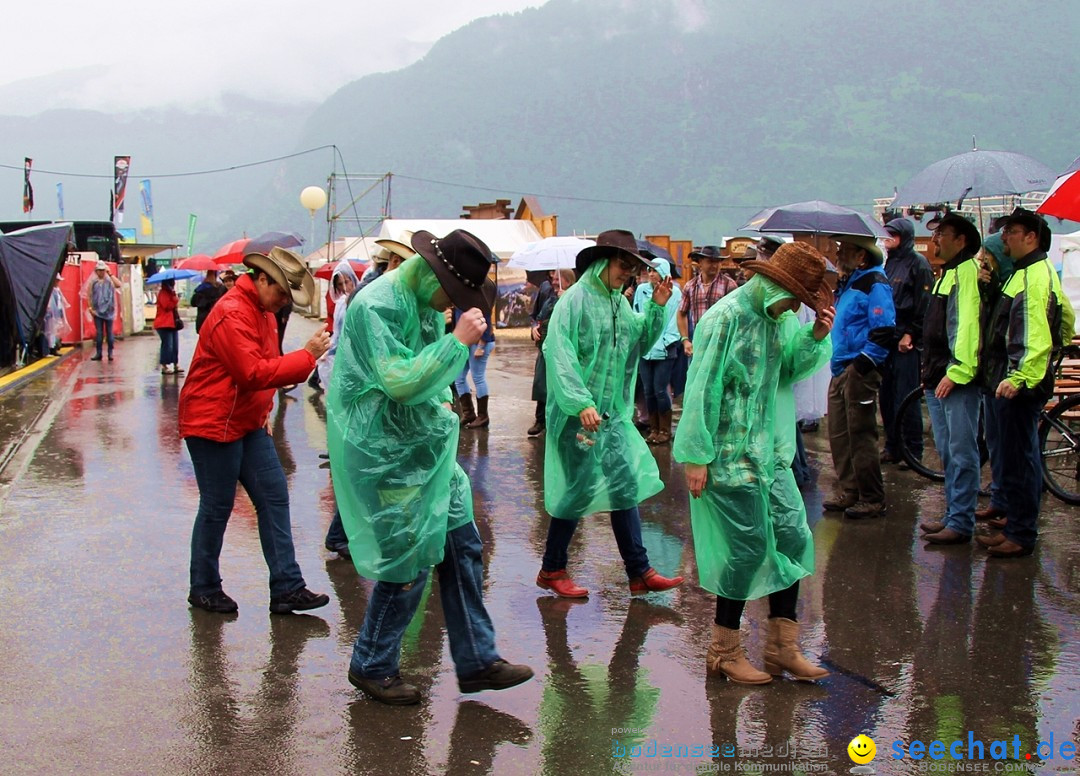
[467,395,490,429]
[459,393,477,426]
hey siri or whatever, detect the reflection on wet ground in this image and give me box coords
[1,319,1078,775]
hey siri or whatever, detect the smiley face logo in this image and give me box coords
[847,734,876,764]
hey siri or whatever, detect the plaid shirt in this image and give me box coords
[678,272,737,332]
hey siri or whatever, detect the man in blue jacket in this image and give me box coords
[823,234,897,519]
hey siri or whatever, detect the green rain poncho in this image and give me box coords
[326,256,473,583]
[673,275,830,600]
[542,259,667,519]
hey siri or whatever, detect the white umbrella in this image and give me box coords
[507,236,595,271]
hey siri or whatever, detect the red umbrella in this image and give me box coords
[213,230,305,266]
[1037,159,1080,222]
[313,259,367,280]
[175,254,219,271]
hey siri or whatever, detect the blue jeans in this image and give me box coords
[925,385,981,534]
[542,507,650,578]
[981,391,1008,512]
[350,522,499,680]
[158,328,178,366]
[454,342,495,397]
[187,431,306,597]
[992,393,1043,548]
[639,351,676,413]
[93,315,115,357]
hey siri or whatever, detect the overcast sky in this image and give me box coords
[0,0,541,113]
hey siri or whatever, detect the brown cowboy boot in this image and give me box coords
[763,617,829,680]
[652,409,673,445]
[706,624,771,685]
[466,395,490,429]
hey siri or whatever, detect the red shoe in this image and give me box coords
[536,570,589,599]
[629,568,684,596]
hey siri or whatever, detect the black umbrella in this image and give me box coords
[635,239,680,278]
[741,200,888,238]
[891,148,1056,207]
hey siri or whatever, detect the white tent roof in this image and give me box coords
[305,236,383,264]
[376,219,543,260]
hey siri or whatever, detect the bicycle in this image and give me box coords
[895,344,1080,506]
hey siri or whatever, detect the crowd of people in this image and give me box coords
[157,206,1073,707]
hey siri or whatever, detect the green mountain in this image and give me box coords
[274,0,1080,242]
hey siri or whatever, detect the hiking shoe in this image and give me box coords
[845,501,886,520]
[348,671,421,706]
[269,587,330,614]
[822,492,857,512]
[458,659,534,694]
[188,590,238,613]
[527,421,545,437]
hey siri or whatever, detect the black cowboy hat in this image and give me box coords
[411,229,497,311]
[1002,208,1051,252]
[689,245,725,261]
[935,213,982,253]
[575,229,657,277]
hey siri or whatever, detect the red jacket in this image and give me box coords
[153,287,179,330]
[179,273,315,442]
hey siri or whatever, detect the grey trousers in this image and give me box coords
[828,364,885,505]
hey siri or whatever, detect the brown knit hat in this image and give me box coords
[740,242,831,313]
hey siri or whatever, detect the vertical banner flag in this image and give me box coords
[139,179,153,237]
[187,214,198,254]
[23,158,33,213]
[113,155,131,225]
[56,183,64,219]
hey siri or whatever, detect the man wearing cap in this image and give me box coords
[978,209,1075,558]
[879,218,934,465]
[677,245,738,357]
[537,229,684,599]
[675,242,834,684]
[179,248,332,614]
[916,215,983,545]
[327,229,533,705]
[824,234,897,520]
[83,259,122,361]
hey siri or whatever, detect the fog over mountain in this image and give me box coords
[3,0,1078,251]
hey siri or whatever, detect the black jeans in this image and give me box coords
[879,348,923,458]
[715,581,800,629]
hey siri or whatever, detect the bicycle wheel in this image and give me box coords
[895,387,943,481]
[1040,393,1080,505]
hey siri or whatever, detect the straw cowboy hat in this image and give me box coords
[740,242,832,313]
[242,247,316,307]
[575,229,657,277]
[376,230,418,262]
[411,229,497,311]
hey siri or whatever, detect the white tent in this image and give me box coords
[1056,230,1080,335]
[376,219,543,259]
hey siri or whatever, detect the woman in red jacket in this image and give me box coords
[153,279,182,374]
[179,248,332,614]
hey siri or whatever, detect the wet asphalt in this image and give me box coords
[0,316,1078,776]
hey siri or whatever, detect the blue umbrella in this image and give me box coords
[891,148,1057,207]
[741,200,888,238]
[146,268,201,284]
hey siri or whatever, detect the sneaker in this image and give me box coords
[325,541,351,560]
[269,586,330,614]
[822,492,857,512]
[348,670,421,706]
[188,590,238,613]
[845,501,886,520]
[527,421,545,437]
[458,659,534,694]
